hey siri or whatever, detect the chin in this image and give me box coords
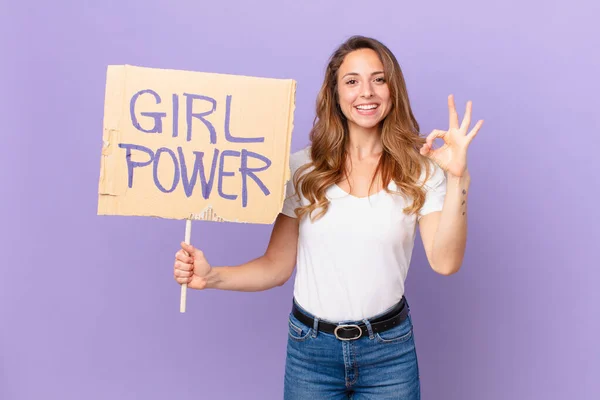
[351,115,386,130]
[356,121,381,130]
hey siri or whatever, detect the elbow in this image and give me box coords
[430,249,465,276]
[274,264,295,287]
[435,266,460,276]
[431,261,462,276]
[275,271,293,287]
[262,251,296,288]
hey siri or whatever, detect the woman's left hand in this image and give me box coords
[420,94,484,177]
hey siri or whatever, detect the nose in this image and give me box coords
[361,82,374,98]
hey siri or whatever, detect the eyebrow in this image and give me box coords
[341,71,385,79]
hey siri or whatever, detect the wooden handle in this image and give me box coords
[180,219,192,313]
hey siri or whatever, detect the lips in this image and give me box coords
[355,103,379,110]
[354,103,380,115]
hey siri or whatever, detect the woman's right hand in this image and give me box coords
[174,242,212,290]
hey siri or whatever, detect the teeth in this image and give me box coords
[356,104,378,110]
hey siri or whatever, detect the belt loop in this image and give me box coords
[363,319,374,340]
[311,317,319,338]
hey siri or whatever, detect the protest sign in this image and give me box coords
[98,64,296,224]
[97,65,296,311]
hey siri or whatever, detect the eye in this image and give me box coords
[346,79,357,85]
[374,76,386,83]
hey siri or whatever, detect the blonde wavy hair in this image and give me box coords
[293,35,432,221]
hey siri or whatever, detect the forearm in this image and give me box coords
[204,255,292,292]
[431,170,471,275]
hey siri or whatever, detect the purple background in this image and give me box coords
[1,1,598,399]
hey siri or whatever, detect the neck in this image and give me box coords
[346,124,383,160]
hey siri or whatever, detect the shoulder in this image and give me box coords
[281,146,312,214]
[289,146,312,175]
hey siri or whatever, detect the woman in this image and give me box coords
[174,35,483,399]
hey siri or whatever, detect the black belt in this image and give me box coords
[292,297,409,341]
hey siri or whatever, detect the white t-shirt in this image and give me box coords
[281,147,447,322]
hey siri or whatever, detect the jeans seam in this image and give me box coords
[350,341,359,386]
[288,316,312,342]
[343,343,351,388]
[375,326,413,344]
[288,320,303,336]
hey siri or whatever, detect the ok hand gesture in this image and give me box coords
[420,95,484,177]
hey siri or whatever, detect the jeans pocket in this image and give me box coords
[288,314,313,342]
[374,315,414,344]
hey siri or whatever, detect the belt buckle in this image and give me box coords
[334,324,362,341]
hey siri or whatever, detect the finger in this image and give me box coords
[180,241,195,256]
[426,129,445,147]
[174,261,193,272]
[420,143,431,156]
[448,95,459,129]
[460,101,472,132]
[466,119,484,143]
[174,268,192,278]
[175,276,191,285]
[175,250,194,264]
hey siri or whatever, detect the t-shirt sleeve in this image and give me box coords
[280,149,308,218]
[418,161,447,220]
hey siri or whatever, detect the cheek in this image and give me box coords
[337,89,352,106]
[379,89,392,112]
[384,98,392,111]
[378,86,391,102]
[381,100,392,119]
[337,92,355,114]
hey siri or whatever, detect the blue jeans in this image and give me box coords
[284,299,420,399]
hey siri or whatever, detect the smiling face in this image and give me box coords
[336,48,392,133]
